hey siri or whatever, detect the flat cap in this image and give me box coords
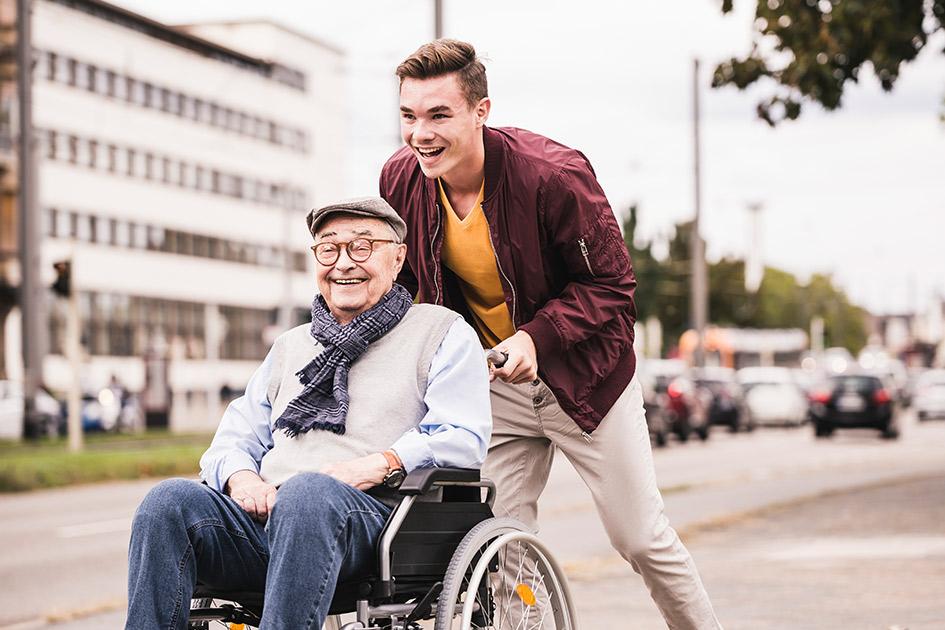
[306,197,407,242]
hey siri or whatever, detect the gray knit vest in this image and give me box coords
[259,303,460,487]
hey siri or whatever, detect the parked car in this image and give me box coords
[736,366,809,427]
[663,375,712,442]
[81,386,144,433]
[809,373,898,439]
[635,362,670,447]
[913,369,945,421]
[641,359,711,442]
[0,380,65,440]
[691,366,752,432]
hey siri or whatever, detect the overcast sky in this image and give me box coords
[118,0,945,316]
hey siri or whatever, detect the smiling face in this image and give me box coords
[399,73,490,183]
[314,215,407,325]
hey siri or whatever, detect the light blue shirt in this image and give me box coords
[199,318,492,492]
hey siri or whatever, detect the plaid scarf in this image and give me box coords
[273,284,413,437]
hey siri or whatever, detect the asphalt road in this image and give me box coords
[1,409,943,629]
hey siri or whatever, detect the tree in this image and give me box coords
[622,206,869,354]
[713,0,945,125]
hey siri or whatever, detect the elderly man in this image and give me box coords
[125,198,491,630]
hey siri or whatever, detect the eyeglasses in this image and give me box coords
[311,238,397,266]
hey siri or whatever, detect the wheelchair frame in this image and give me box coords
[188,467,574,630]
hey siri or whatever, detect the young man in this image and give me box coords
[380,40,722,628]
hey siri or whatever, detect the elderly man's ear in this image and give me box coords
[392,243,407,276]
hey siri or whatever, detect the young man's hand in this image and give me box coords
[225,470,277,523]
[491,330,538,385]
[320,453,390,491]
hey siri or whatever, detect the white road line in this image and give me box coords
[56,517,131,539]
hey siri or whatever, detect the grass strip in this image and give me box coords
[0,433,211,492]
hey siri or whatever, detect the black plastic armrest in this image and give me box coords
[397,467,481,495]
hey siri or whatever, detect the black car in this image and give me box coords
[691,367,752,433]
[809,374,898,439]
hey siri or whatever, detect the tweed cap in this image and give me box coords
[306,197,407,242]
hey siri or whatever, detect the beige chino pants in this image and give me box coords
[483,376,722,630]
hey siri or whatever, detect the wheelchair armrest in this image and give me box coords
[397,467,480,495]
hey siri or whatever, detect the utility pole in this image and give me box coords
[690,58,707,368]
[15,0,46,430]
[745,201,763,292]
[434,0,443,39]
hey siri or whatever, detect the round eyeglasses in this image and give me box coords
[311,238,396,266]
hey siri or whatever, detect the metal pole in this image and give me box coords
[65,273,82,452]
[434,0,443,39]
[690,58,707,367]
[745,201,763,292]
[15,0,46,429]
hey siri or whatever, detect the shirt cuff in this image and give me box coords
[390,429,434,473]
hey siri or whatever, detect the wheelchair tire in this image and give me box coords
[434,517,576,629]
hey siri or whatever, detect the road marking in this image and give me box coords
[56,517,131,539]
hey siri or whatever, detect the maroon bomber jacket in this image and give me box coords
[379,126,638,433]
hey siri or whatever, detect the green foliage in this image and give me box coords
[623,208,868,354]
[714,0,945,125]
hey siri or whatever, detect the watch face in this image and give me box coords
[384,468,406,488]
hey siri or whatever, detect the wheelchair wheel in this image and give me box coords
[434,517,576,629]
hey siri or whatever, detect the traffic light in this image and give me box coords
[51,260,71,297]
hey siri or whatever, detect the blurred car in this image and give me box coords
[913,369,945,421]
[81,386,144,432]
[809,373,898,439]
[664,375,711,442]
[637,359,710,442]
[636,361,670,447]
[736,366,809,427]
[690,366,752,432]
[0,380,65,440]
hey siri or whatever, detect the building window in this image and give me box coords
[107,144,118,172]
[87,140,98,168]
[45,51,57,81]
[66,58,78,86]
[67,135,79,164]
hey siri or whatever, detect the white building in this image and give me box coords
[1,0,345,431]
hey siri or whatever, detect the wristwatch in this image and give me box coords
[382,450,406,489]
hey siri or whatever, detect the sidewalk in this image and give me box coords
[568,473,945,629]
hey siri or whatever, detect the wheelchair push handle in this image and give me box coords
[486,348,508,369]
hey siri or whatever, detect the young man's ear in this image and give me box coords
[475,97,491,128]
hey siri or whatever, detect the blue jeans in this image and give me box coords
[126,472,392,630]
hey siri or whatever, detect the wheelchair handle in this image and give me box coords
[486,348,508,368]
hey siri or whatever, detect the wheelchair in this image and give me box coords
[187,467,576,629]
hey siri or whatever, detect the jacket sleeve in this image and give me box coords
[379,166,420,298]
[517,158,637,356]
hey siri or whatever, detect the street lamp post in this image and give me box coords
[690,58,707,368]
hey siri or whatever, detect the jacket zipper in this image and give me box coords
[483,202,518,326]
[430,202,442,304]
[578,238,595,277]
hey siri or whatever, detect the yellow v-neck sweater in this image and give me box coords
[439,180,515,348]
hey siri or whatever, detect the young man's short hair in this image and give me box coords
[396,39,488,107]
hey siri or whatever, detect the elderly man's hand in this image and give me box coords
[226,470,278,524]
[491,330,538,385]
[320,453,389,491]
